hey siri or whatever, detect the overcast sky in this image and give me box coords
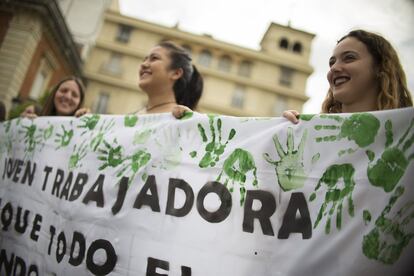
[119,0,414,113]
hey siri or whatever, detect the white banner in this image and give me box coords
[0,109,413,276]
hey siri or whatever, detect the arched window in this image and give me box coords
[218,55,232,72]
[293,42,302,53]
[198,49,212,67]
[279,38,289,49]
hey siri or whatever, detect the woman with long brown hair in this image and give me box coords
[284,29,413,122]
[21,76,89,118]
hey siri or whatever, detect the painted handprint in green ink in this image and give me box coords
[42,124,54,141]
[2,119,26,158]
[117,149,151,185]
[5,118,21,134]
[54,124,74,150]
[124,115,138,127]
[192,115,236,168]
[4,120,12,133]
[154,128,182,170]
[217,148,258,205]
[362,186,414,264]
[298,114,317,121]
[310,163,355,234]
[19,123,42,154]
[315,113,380,156]
[90,119,115,151]
[366,118,414,192]
[97,138,125,170]
[133,128,154,145]
[132,114,163,145]
[69,140,88,169]
[36,123,55,152]
[1,121,17,159]
[78,114,100,135]
[263,128,308,191]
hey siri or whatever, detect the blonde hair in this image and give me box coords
[322,30,412,113]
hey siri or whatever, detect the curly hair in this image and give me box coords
[322,29,412,113]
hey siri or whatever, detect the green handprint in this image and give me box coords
[217,148,258,206]
[4,120,12,132]
[124,115,138,127]
[192,115,236,168]
[0,125,14,159]
[263,128,308,191]
[366,118,414,192]
[310,163,355,234]
[315,113,380,156]
[116,149,151,185]
[69,140,88,169]
[154,128,182,170]
[298,114,317,121]
[133,128,154,145]
[54,124,74,150]
[35,123,55,153]
[42,124,54,140]
[19,123,42,153]
[78,114,100,135]
[5,118,21,134]
[132,114,163,145]
[90,119,115,151]
[97,138,125,170]
[362,186,414,264]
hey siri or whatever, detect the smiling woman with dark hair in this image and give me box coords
[136,41,203,116]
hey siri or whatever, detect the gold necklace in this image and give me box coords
[146,101,176,111]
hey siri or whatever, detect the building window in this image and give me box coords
[103,52,123,75]
[238,60,252,77]
[116,24,133,43]
[28,55,53,100]
[198,50,212,67]
[293,42,302,53]
[29,70,47,100]
[231,85,245,108]
[273,95,288,116]
[218,55,232,72]
[279,66,294,87]
[279,38,289,49]
[94,93,110,114]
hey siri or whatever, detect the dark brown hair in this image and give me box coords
[158,41,203,109]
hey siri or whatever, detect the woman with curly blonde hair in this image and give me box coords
[284,29,413,122]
